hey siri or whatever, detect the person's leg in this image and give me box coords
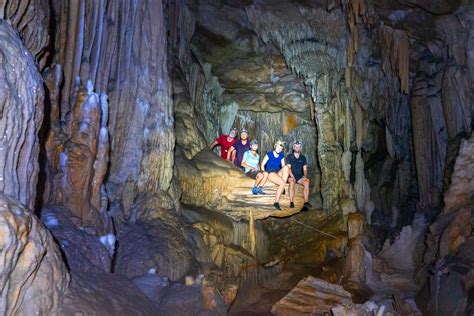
[268,172,285,203]
[278,165,290,183]
[289,177,296,203]
[277,166,289,195]
[254,172,264,186]
[297,177,311,210]
[255,172,268,194]
[260,171,269,186]
[298,177,310,203]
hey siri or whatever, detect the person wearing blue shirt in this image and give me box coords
[260,140,290,210]
[241,139,268,195]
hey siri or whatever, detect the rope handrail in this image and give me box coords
[290,218,338,239]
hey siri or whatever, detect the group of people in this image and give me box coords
[209,127,312,211]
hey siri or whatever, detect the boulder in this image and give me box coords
[0,194,69,315]
[115,193,198,281]
[41,205,112,273]
[271,276,352,315]
[57,273,157,315]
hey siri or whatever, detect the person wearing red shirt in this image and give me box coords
[209,127,238,160]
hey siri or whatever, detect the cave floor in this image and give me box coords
[229,258,348,315]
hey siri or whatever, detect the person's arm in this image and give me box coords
[227,146,235,160]
[302,165,308,178]
[241,154,255,171]
[209,139,218,150]
[260,155,269,171]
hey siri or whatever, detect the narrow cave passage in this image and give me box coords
[0,1,473,315]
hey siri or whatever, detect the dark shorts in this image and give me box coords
[245,170,259,179]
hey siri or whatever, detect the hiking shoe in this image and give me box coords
[304,202,312,208]
[290,202,295,208]
[301,206,309,212]
[252,187,258,195]
[273,202,281,210]
[257,186,266,194]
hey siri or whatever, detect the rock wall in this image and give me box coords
[0,194,70,315]
[48,0,175,221]
[0,20,69,315]
[0,20,44,211]
[0,0,50,68]
[246,0,473,219]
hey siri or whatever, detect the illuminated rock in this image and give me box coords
[0,193,69,315]
[176,149,306,221]
[271,276,352,315]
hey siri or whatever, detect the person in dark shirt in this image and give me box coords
[286,140,311,211]
[260,140,290,210]
[209,127,237,160]
[228,128,250,170]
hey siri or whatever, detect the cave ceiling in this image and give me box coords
[190,0,313,113]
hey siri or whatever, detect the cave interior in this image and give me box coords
[0,0,473,315]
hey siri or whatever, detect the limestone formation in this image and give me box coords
[176,149,306,221]
[57,273,157,316]
[0,20,44,211]
[0,0,473,314]
[0,19,70,315]
[43,80,111,234]
[41,206,112,273]
[114,193,197,281]
[0,193,69,315]
[443,133,474,213]
[271,276,352,315]
[417,133,474,315]
[0,0,50,67]
[50,0,176,218]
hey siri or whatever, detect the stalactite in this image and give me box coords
[60,0,84,118]
[380,25,410,94]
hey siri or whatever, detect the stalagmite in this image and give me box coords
[249,209,256,256]
[44,80,111,233]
